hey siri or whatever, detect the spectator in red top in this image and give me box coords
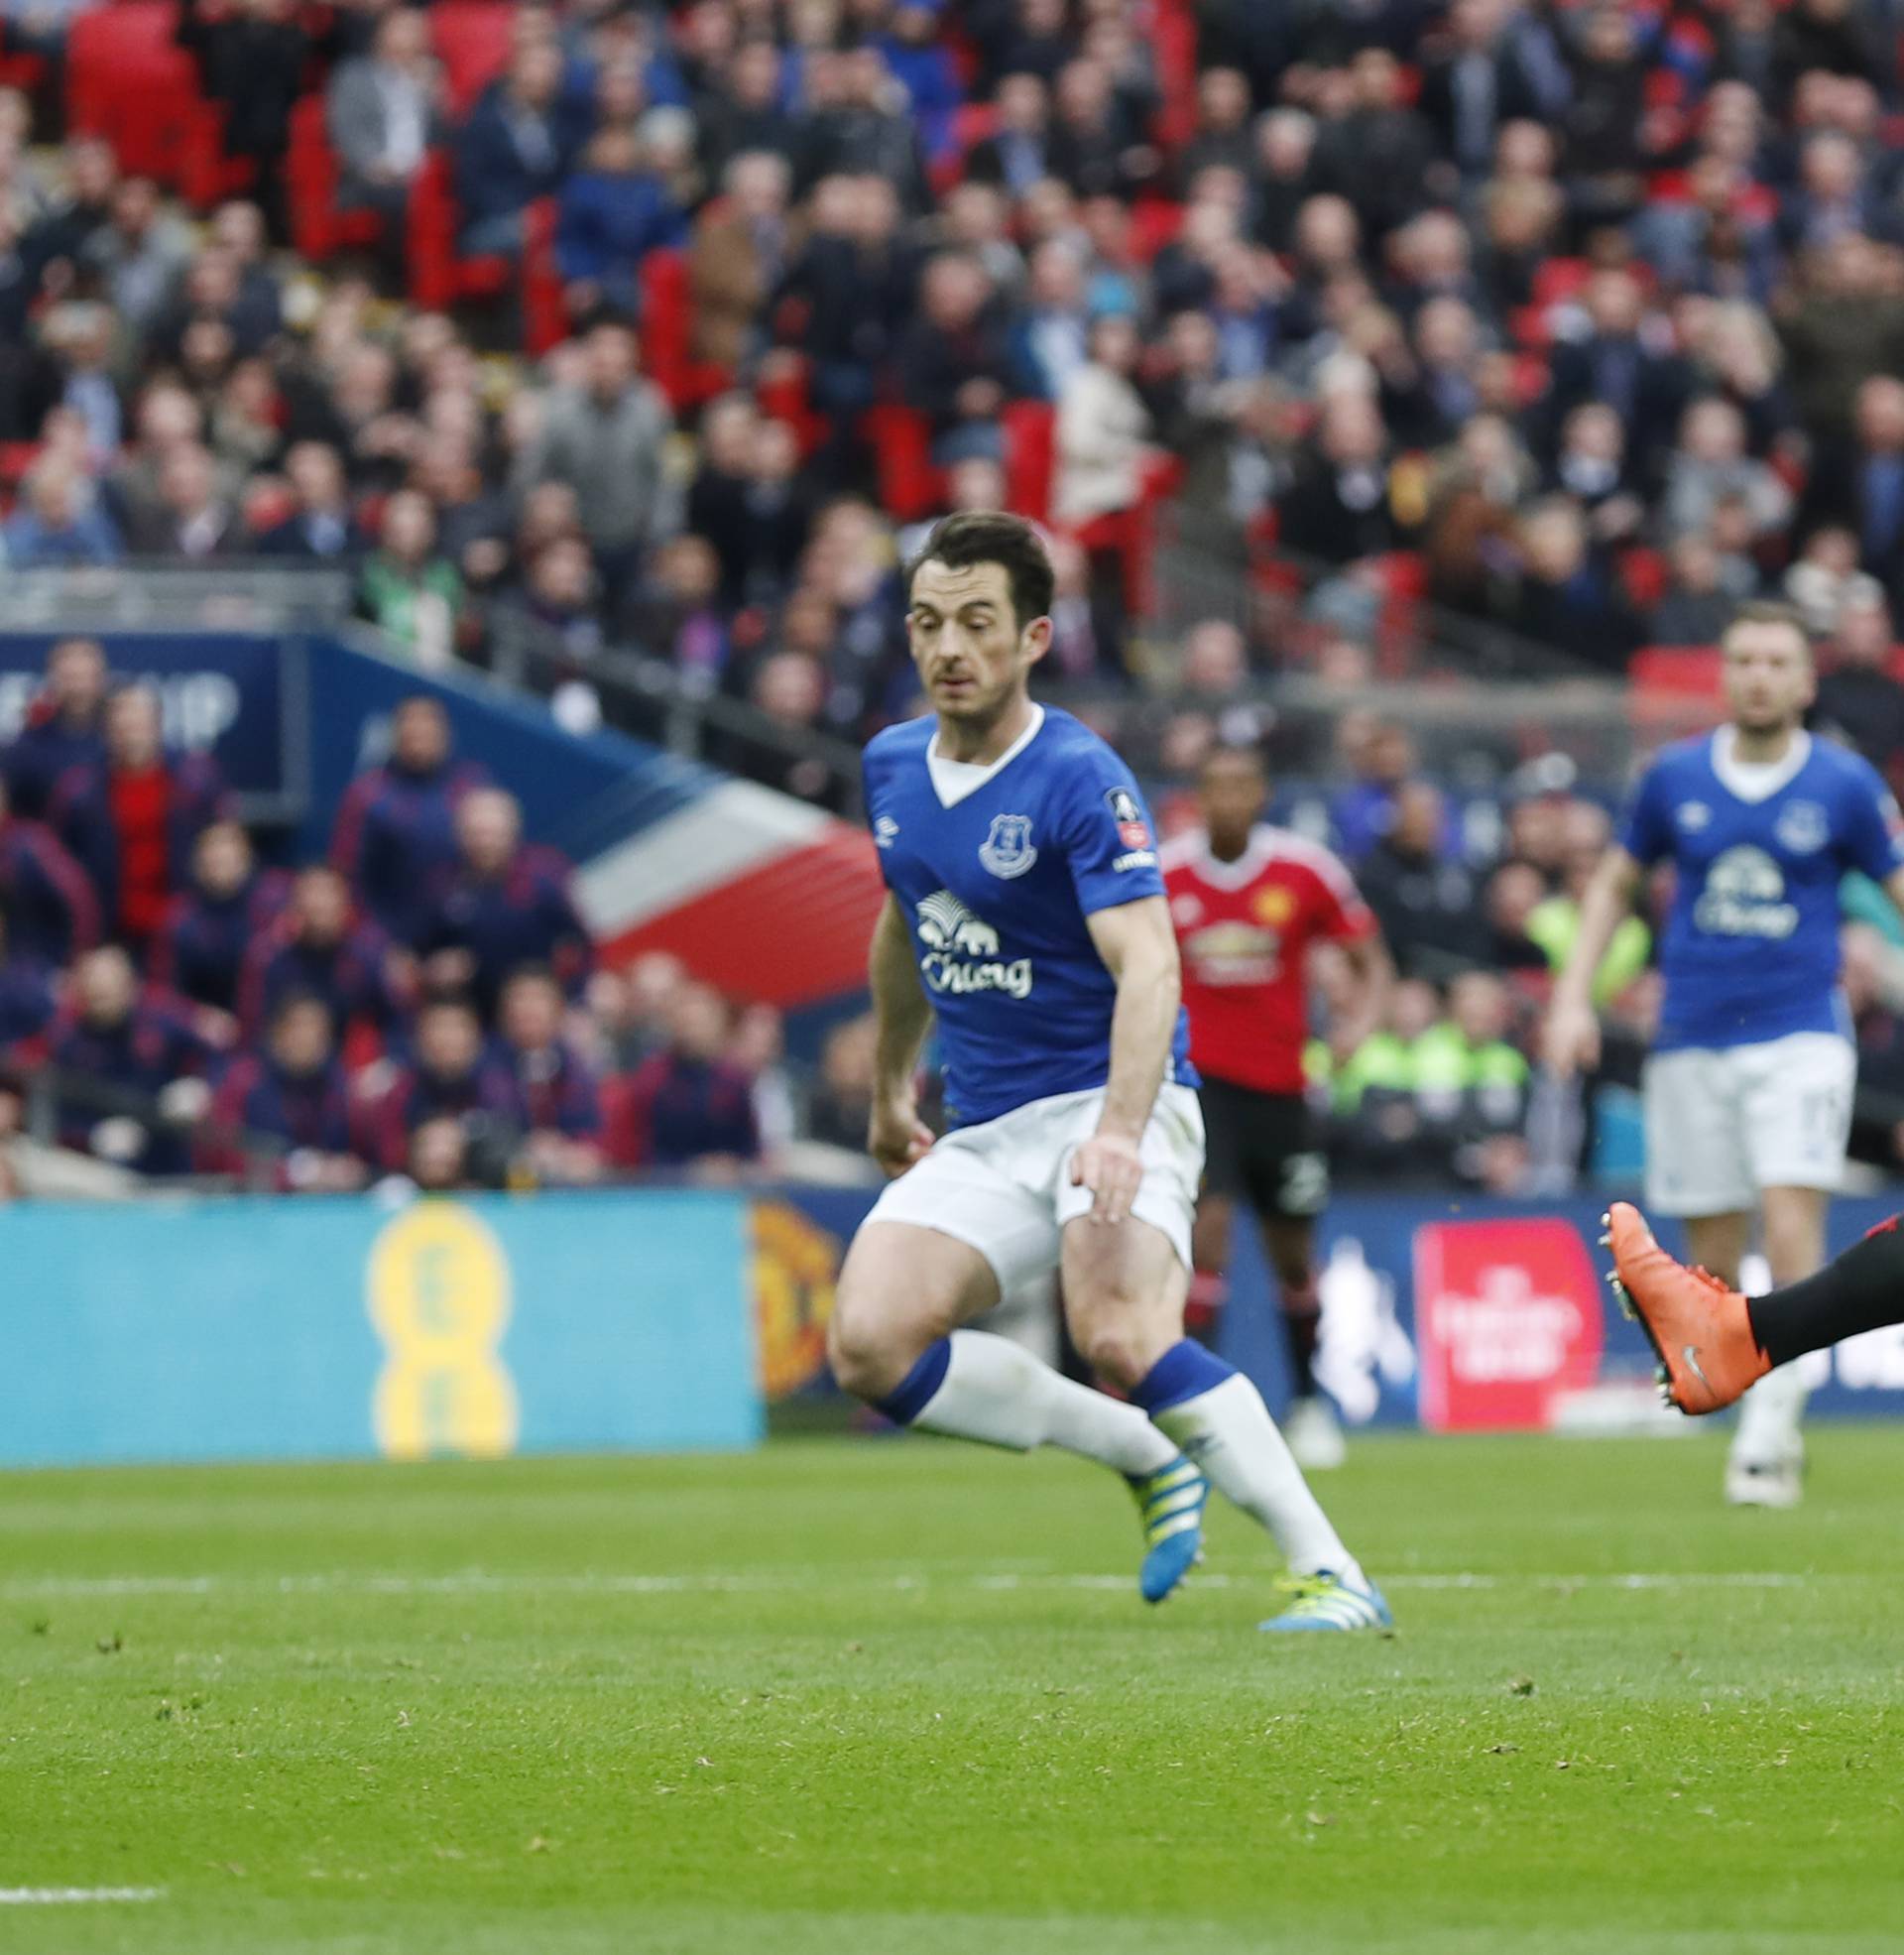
[0,770,99,968]
[239,863,412,1046]
[151,819,289,1021]
[496,964,604,1184]
[49,684,230,958]
[418,789,591,1019]
[205,994,364,1192]
[613,980,760,1174]
[3,636,109,820]
[330,695,489,945]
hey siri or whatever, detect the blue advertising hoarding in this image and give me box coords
[0,631,301,815]
[753,1189,1904,1431]
[0,1190,760,1468]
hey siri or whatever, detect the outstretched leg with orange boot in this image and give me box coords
[1603,1204,1904,1413]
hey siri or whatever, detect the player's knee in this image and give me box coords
[1070,1315,1152,1392]
[826,1288,908,1403]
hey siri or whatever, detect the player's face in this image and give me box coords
[906,558,1049,729]
[1198,754,1266,848]
[1723,623,1814,735]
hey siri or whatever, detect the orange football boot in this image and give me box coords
[1601,1202,1771,1415]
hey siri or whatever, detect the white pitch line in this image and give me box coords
[0,1888,164,1905]
[0,1569,1843,1600]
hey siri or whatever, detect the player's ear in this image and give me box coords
[1019,614,1053,668]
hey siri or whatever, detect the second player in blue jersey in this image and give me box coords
[1547,603,1904,1508]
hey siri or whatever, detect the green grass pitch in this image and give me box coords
[3,1429,1901,1954]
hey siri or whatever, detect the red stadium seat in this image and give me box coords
[407,151,511,310]
[1530,258,1592,309]
[1128,197,1185,265]
[1618,547,1669,613]
[1630,647,1722,695]
[522,199,568,356]
[1001,399,1055,528]
[1628,645,1724,737]
[860,405,942,524]
[637,248,731,409]
[67,2,233,199]
[930,100,1000,192]
[1149,0,1198,152]
[430,3,516,115]
[287,96,386,262]
[755,353,829,457]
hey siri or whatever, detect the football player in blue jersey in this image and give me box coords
[1545,603,1904,1507]
[827,512,1388,1633]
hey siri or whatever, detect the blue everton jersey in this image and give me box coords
[863,705,1196,1127]
[1620,730,1904,1050]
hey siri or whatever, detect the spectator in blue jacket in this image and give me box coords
[1,460,122,567]
[2,636,109,820]
[51,944,219,1174]
[454,40,585,257]
[330,695,490,945]
[876,4,961,164]
[238,863,412,1046]
[496,963,604,1182]
[47,684,230,957]
[0,771,99,968]
[205,994,364,1191]
[151,820,289,1020]
[555,124,688,322]
[418,788,591,1019]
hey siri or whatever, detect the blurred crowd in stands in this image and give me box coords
[0,649,886,1191]
[1,1,1904,767]
[6,632,1904,1200]
[5,0,1904,1193]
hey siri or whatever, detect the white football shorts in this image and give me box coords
[1642,1031,1855,1216]
[863,1082,1205,1305]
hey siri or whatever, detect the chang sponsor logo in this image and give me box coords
[1693,844,1799,938]
[915,889,1033,999]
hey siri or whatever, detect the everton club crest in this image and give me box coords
[979,812,1038,879]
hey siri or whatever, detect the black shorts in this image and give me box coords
[1198,1077,1330,1221]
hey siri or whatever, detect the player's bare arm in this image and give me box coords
[1077,894,1182,1226]
[867,892,935,1176]
[1331,932,1394,1060]
[1542,843,1643,1076]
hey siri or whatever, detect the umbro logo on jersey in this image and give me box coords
[1676,801,1711,831]
[979,812,1038,879]
[873,814,899,849]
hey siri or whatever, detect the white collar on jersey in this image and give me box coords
[1184,823,1279,889]
[926,703,1046,808]
[1710,724,1812,803]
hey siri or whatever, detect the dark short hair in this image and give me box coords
[904,511,1055,633]
[1723,599,1812,655]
